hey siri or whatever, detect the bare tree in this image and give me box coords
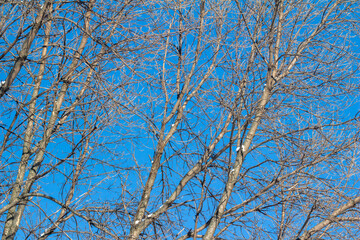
[1,0,360,239]
[0,0,152,239]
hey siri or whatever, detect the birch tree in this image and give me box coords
[0,0,360,239]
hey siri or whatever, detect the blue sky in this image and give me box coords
[1,0,360,239]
